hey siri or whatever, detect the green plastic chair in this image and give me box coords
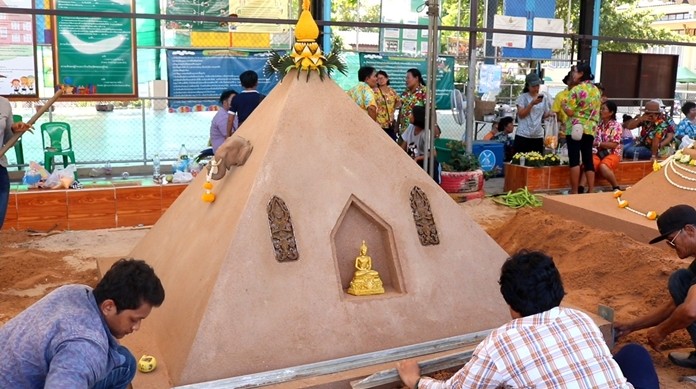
[40,122,76,173]
[11,115,25,169]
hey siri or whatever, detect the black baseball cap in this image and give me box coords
[649,205,696,244]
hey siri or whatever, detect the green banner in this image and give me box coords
[358,53,455,110]
[54,0,137,97]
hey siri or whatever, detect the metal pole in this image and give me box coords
[456,0,461,57]
[141,99,148,164]
[323,0,332,53]
[589,0,601,71]
[424,0,439,177]
[464,0,478,154]
[173,329,493,389]
[355,0,360,52]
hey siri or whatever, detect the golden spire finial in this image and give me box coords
[290,0,324,72]
[295,0,319,42]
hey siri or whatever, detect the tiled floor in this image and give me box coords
[3,177,189,231]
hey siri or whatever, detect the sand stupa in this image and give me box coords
[125,1,511,385]
[543,149,696,243]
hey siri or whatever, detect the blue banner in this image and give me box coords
[501,0,555,60]
[166,49,280,111]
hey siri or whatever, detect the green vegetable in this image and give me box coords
[493,187,543,208]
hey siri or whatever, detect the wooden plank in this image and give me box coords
[504,161,653,192]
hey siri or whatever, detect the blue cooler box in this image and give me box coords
[472,140,505,176]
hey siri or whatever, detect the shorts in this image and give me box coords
[593,153,620,171]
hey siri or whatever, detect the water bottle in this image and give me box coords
[178,144,189,172]
[632,148,639,161]
[105,161,112,175]
[520,156,526,166]
[178,144,189,160]
[152,154,160,178]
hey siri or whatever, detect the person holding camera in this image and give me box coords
[623,99,675,160]
[514,72,552,154]
[580,100,622,192]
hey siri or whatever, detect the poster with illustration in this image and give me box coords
[0,0,39,98]
[52,0,137,97]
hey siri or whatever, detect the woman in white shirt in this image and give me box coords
[515,73,551,154]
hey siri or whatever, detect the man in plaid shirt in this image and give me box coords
[397,250,658,389]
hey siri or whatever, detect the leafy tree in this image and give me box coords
[556,0,688,52]
[437,0,688,53]
[331,0,380,32]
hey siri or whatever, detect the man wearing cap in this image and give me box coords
[615,204,696,368]
[1,78,33,230]
[623,99,675,161]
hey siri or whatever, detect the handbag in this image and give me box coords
[571,123,584,141]
[378,87,398,139]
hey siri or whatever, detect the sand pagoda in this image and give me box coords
[543,149,696,243]
[125,2,511,386]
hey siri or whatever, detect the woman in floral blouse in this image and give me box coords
[582,100,622,192]
[676,101,696,146]
[562,63,601,194]
[398,68,427,137]
[374,70,400,141]
[624,100,675,160]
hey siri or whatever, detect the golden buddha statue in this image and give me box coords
[347,241,385,296]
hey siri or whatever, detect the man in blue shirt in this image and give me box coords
[0,258,165,389]
[227,70,264,136]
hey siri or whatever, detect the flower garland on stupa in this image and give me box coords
[264,0,346,80]
[202,1,346,203]
[613,145,696,219]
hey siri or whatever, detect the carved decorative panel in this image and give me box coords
[267,196,299,262]
[409,186,439,246]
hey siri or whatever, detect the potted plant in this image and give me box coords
[439,140,484,194]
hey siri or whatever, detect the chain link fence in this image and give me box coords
[2,4,694,170]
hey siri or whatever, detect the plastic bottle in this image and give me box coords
[153,154,160,178]
[178,144,189,172]
[520,155,526,166]
[633,149,639,161]
[179,144,189,160]
[105,161,112,175]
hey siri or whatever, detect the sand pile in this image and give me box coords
[488,208,693,379]
[1,202,694,387]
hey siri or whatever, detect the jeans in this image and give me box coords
[614,343,659,389]
[94,346,136,389]
[668,269,696,348]
[623,144,653,160]
[0,165,9,230]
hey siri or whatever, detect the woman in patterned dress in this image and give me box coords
[397,68,427,138]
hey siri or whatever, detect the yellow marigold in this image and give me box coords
[618,200,629,208]
[203,182,213,190]
[202,192,215,203]
[646,211,657,220]
[613,190,623,198]
[652,160,661,172]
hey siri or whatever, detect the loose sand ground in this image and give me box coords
[1,199,694,388]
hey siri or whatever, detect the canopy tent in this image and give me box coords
[677,66,696,83]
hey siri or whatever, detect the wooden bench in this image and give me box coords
[503,160,654,192]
